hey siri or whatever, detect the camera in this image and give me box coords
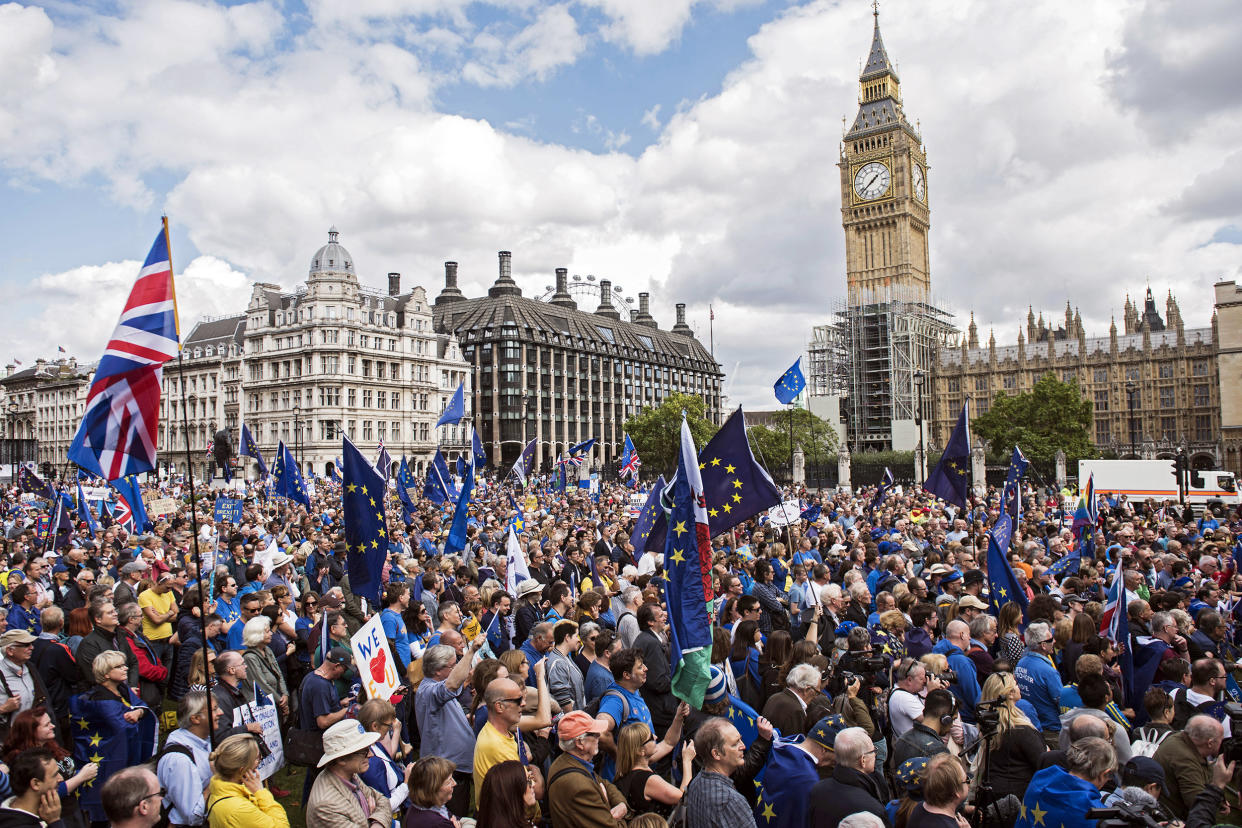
[934,669,957,685]
[1085,800,1166,828]
[829,670,860,696]
[975,698,1002,739]
[1219,702,1242,764]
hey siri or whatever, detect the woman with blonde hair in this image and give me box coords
[613,721,695,818]
[205,733,289,828]
[977,671,1045,809]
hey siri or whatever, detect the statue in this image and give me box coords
[212,428,233,478]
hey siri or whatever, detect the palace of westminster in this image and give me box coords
[5,10,1242,481]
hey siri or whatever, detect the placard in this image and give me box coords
[232,691,285,780]
[145,497,178,517]
[214,497,244,524]
[350,614,401,703]
[765,500,802,527]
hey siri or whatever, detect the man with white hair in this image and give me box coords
[1153,714,1225,820]
[807,727,888,826]
[760,662,822,737]
[1015,621,1063,747]
[546,710,628,827]
[839,814,885,828]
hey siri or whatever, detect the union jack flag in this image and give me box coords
[620,432,641,480]
[204,440,214,457]
[68,222,179,481]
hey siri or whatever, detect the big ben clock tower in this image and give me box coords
[840,5,930,306]
[822,6,954,455]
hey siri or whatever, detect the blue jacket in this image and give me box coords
[932,640,981,722]
[1015,651,1063,731]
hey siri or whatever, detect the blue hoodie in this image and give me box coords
[932,639,981,722]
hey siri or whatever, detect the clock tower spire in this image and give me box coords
[840,4,929,305]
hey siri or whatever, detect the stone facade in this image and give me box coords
[1213,281,1242,475]
[931,290,1221,468]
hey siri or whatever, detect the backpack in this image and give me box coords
[1171,687,1218,730]
[1130,726,1171,758]
[585,688,631,723]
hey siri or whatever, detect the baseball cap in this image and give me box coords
[1122,756,1169,795]
[0,629,37,648]
[808,714,847,750]
[957,595,989,611]
[558,710,611,740]
[325,647,353,666]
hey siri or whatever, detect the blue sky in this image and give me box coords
[1,0,1240,407]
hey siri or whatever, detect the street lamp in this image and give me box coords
[1125,381,1138,460]
[6,401,17,484]
[914,371,926,486]
[521,391,531,464]
[292,402,303,473]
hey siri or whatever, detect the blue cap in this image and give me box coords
[896,757,929,796]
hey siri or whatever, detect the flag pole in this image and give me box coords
[167,216,215,751]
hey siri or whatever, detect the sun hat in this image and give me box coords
[317,719,380,767]
[516,578,543,599]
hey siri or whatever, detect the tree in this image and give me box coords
[971,373,1098,469]
[745,408,839,480]
[623,393,719,477]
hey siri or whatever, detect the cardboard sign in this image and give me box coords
[81,486,111,501]
[350,614,401,703]
[146,497,178,517]
[232,691,285,780]
[214,497,244,524]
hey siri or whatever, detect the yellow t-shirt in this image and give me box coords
[138,588,175,641]
[474,721,519,792]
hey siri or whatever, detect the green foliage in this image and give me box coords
[745,408,839,478]
[623,393,719,477]
[971,373,1098,468]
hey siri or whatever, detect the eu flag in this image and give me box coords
[239,423,268,477]
[69,684,158,823]
[445,448,475,557]
[472,428,488,468]
[986,513,1027,618]
[871,466,895,512]
[1003,446,1028,520]
[631,476,667,557]
[77,480,100,535]
[432,450,458,497]
[17,466,53,499]
[455,456,466,479]
[925,399,972,510]
[375,442,393,481]
[1015,765,1113,828]
[110,475,152,533]
[436,382,465,427]
[396,456,419,519]
[271,441,310,509]
[569,437,597,457]
[773,358,805,405]
[754,737,820,828]
[665,417,715,708]
[342,436,387,605]
[423,454,452,505]
[510,438,536,484]
[1074,473,1097,561]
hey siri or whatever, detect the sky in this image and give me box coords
[2,0,1241,409]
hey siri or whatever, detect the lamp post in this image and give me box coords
[1125,381,1138,460]
[6,401,17,485]
[914,371,926,486]
[521,391,531,467]
[292,402,303,473]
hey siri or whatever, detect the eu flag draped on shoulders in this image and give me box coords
[271,441,310,509]
[239,422,268,477]
[754,735,821,828]
[445,444,475,557]
[342,436,387,606]
[664,417,715,708]
[69,682,157,824]
[925,398,972,510]
[773,358,805,405]
[1014,763,1108,828]
[68,220,180,480]
[436,382,465,428]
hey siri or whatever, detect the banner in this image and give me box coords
[350,614,401,703]
[766,500,802,527]
[214,497,244,524]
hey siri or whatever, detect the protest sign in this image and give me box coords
[350,614,400,704]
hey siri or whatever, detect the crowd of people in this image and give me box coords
[0,462,1239,828]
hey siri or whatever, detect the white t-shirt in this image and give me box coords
[888,687,925,737]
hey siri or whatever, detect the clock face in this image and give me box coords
[853,161,891,200]
[912,165,926,202]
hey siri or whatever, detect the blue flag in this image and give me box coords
[569,437,597,457]
[329,458,342,484]
[773,357,806,405]
[631,475,666,558]
[1046,552,1081,579]
[646,407,782,556]
[17,466,54,499]
[239,423,268,477]
[1003,446,1028,520]
[665,417,714,708]
[375,442,393,481]
[110,475,152,533]
[1015,764,1113,828]
[76,481,100,535]
[271,441,310,509]
[727,693,761,747]
[436,382,465,427]
[423,451,454,505]
[925,399,972,510]
[396,456,419,517]
[341,435,388,605]
[871,467,894,512]
[472,428,488,468]
[754,737,820,828]
[69,685,157,823]
[445,445,475,557]
[456,456,467,479]
[986,513,1027,619]
[511,438,537,484]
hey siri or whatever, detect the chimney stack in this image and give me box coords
[434,261,465,306]
[595,279,621,320]
[387,272,400,296]
[671,303,694,337]
[550,267,576,309]
[488,250,522,298]
[633,292,658,329]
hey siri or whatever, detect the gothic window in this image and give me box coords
[1193,384,1210,407]
[1003,374,1016,390]
[1125,367,1140,382]
[1160,416,1177,440]
[1193,361,1209,376]
[1159,388,1175,408]
[1158,363,1174,379]
[1093,390,1109,412]
[1095,421,1111,445]
[974,376,987,391]
[1196,415,1213,442]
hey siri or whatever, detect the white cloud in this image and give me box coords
[2,0,1241,412]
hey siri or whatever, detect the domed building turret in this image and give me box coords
[310,226,354,275]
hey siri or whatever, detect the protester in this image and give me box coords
[807,727,889,826]
[307,718,394,828]
[205,733,290,828]
[547,709,629,827]
[1015,737,1117,828]
[157,690,221,828]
